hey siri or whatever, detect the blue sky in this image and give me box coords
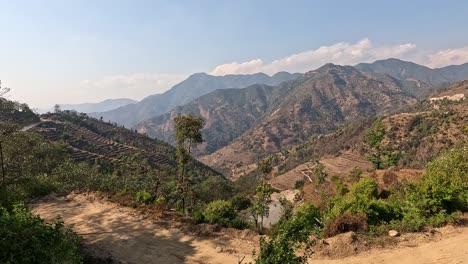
[1,0,467,108]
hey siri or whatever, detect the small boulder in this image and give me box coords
[388,230,400,237]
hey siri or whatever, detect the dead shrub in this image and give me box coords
[324,212,368,237]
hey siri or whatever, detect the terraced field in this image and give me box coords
[32,119,174,170]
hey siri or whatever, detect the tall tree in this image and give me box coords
[249,180,274,230]
[173,114,204,213]
[0,81,10,98]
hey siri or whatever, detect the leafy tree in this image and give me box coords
[173,114,204,213]
[258,158,273,178]
[366,119,400,169]
[249,180,274,229]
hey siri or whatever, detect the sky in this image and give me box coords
[1,0,467,109]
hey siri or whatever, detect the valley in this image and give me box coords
[1,59,467,264]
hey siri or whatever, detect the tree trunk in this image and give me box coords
[0,141,5,187]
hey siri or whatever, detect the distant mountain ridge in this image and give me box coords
[136,84,277,155]
[355,58,468,84]
[139,63,423,161]
[42,98,137,114]
[90,72,302,127]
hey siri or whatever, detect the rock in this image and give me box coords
[388,230,399,237]
[216,246,223,253]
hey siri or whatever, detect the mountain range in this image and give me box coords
[91,72,301,127]
[136,59,468,158]
[41,98,137,114]
[355,58,468,85]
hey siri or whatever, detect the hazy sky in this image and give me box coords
[1,0,467,108]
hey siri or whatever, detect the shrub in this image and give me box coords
[191,209,205,224]
[0,204,82,264]
[229,194,251,211]
[324,212,368,237]
[203,200,238,227]
[135,191,153,204]
[255,236,305,264]
[294,180,305,189]
[255,203,320,263]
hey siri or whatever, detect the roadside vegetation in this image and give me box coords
[254,146,467,263]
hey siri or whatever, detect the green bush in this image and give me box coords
[396,147,468,231]
[135,191,153,204]
[0,204,82,264]
[203,200,238,227]
[229,194,252,211]
[191,209,205,224]
[255,203,320,263]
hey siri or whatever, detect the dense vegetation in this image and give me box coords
[254,146,467,263]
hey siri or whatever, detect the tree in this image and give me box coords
[258,158,273,179]
[0,81,10,98]
[366,119,400,169]
[173,114,204,214]
[54,104,61,113]
[249,180,274,230]
[0,123,18,187]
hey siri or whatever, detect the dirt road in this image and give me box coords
[315,228,468,264]
[30,193,255,264]
[30,193,468,264]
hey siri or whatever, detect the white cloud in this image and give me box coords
[426,46,468,68]
[210,38,418,75]
[76,73,185,102]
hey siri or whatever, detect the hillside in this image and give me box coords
[92,72,301,128]
[0,98,39,126]
[136,84,277,155]
[239,80,467,195]
[356,58,468,85]
[31,111,220,182]
[201,64,420,176]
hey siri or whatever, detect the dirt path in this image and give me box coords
[314,228,468,264]
[30,193,468,264]
[30,193,255,264]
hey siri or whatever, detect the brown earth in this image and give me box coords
[312,226,468,264]
[30,193,257,264]
[30,193,468,264]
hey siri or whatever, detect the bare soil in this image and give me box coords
[30,193,468,264]
[30,193,257,264]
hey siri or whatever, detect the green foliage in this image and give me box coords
[249,180,274,229]
[229,194,252,211]
[349,166,363,183]
[255,203,321,263]
[312,163,327,184]
[366,119,400,169]
[294,180,305,189]
[135,191,153,204]
[193,176,234,203]
[366,119,386,149]
[0,204,82,264]
[255,236,305,264]
[258,158,273,177]
[395,147,468,231]
[173,114,205,213]
[203,200,237,227]
[191,209,205,224]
